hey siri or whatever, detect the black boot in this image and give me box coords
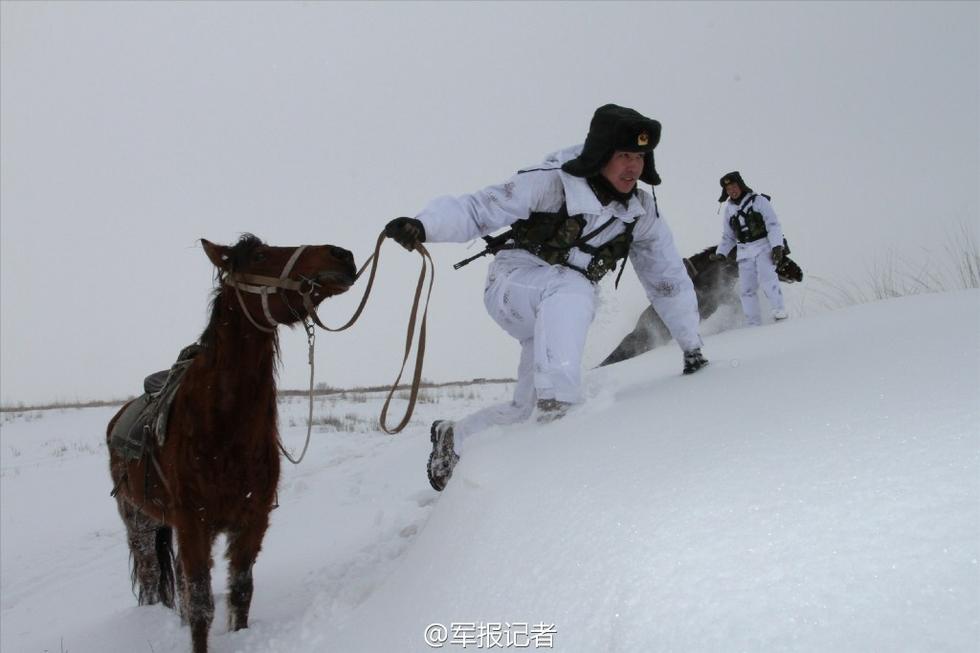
[427,420,459,491]
[536,398,572,423]
[683,348,708,375]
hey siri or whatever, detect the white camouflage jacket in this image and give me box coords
[716,192,784,262]
[414,146,702,352]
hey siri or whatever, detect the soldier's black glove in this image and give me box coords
[710,251,728,262]
[384,217,426,251]
[771,245,784,265]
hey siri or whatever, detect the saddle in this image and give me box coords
[108,344,201,460]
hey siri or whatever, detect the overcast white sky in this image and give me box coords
[2,1,977,406]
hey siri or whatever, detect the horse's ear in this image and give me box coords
[201,239,230,270]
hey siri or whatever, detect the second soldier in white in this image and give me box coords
[713,171,788,327]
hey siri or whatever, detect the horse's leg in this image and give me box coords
[116,498,175,608]
[175,521,216,653]
[225,517,270,631]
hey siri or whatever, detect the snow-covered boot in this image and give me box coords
[536,398,572,423]
[427,420,459,492]
[683,348,709,375]
[773,309,788,321]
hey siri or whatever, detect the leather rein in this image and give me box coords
[221,232,434,463]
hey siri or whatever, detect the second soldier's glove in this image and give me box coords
[384,217,426,251]
[771,245,784,265]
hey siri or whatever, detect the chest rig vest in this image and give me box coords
[729,193,772,244]
[452,180,650,286]
[506,203,636,283]
[453,208,637,284]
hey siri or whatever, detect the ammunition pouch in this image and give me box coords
[577,230,634,282]
[511,211,586,266]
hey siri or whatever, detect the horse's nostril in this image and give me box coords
[329,246,354,264]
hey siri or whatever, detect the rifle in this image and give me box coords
[452,229,514,270]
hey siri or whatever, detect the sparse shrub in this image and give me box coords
[310,412,378,433]
[808,222,979,310]
[313,415,347,431]
[396,389,438,404]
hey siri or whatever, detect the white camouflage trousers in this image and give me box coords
[454,262,596,449]
[737,246,786,326]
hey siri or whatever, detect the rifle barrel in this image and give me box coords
[453,250,489,270]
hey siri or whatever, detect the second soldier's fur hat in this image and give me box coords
[718,171,753,202]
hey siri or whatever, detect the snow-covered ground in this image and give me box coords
[2,290,978,653]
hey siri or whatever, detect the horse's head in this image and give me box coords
[686,247,734,279]
[202,234,357,330]
[682,246,739,318]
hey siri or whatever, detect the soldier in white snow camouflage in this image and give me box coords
[385,104,706,491]
[712,171,788,326]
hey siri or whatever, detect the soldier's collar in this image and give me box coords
[560,172,644,222]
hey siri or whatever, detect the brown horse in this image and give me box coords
[106,235,356,653]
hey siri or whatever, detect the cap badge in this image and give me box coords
[637,131,649,146]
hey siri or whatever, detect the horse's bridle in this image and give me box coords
[220,233,435,443]
[222,245,332,333]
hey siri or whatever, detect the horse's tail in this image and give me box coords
[130,523,176,608]
[155,525,176,609]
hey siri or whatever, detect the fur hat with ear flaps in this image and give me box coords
[561,104,662,185]
[718,171,753,202]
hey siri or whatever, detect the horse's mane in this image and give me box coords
[220,233,265,275]
[198,234,280,359]
[686,246,722,273]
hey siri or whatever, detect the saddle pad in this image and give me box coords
[107,343,201,460]
[108,394,153,460]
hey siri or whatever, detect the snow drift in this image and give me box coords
[2,290,978,652]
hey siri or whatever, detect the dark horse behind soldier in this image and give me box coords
[600,245,803,366]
